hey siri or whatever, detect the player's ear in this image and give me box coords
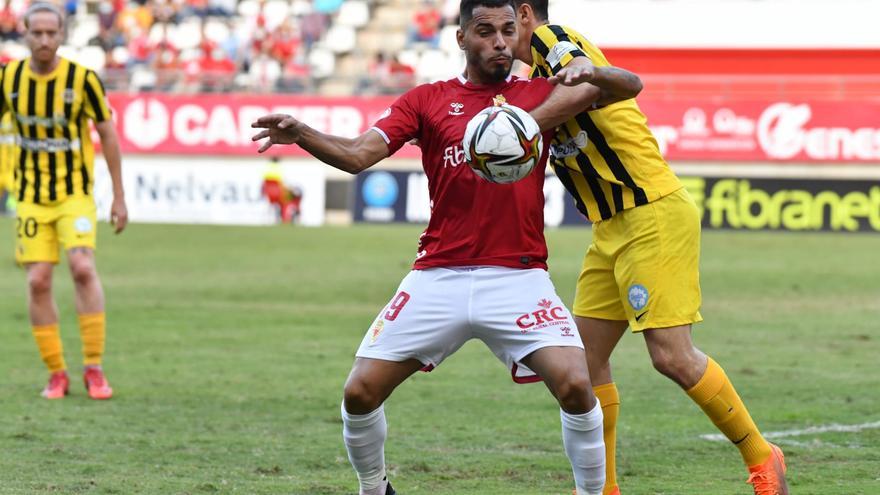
[456,29,465,50]
[516,2,530,24]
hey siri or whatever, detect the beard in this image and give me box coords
[487,59,512,82]
[466,51,512,83]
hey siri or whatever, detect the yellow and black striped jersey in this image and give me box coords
[0,57,111,205]
[530,24,682,221]
[0,112,14,194]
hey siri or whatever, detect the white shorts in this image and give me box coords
[356,266,583,383]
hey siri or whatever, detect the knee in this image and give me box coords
[650,348,698,385]
[28,271,52,295]
[70,262,97,286]
[343,376,383,414]
[554,373,593,414]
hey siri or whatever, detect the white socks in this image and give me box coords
[561,402,606,495]
[342,403,388,495]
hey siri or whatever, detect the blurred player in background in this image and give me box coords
[253,1,611,493]
[1,3,128,400]
[511,1,789,494]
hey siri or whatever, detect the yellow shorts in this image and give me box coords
[573,187,703,332]
[14,197,97,264]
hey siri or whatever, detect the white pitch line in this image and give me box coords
[700,420,880,442]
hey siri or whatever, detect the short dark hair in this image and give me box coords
[459,0,515,28]
[23,2,65,29]
[513,0,549,21]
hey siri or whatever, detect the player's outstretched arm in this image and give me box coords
[549,57,643,107]
[95,120,128,234]
[251,114,389,174]
[529,79,601,132]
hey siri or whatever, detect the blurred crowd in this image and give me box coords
[1,0,335,93]
[0,0,463,95]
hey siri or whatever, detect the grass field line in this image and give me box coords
[700,420,880,442]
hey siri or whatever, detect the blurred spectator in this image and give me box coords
[385,54,416,93]
[202,47,237,92]
[119,1,154,34]
[185,0,211,18]
[151,23,181,90]
[411,0,441,47]
[269,20,301,65]
[126,26,152,66]
[220,19,244,64]
[248,45,282,93]
[89,23,126,53]
[0,3,20,41]
[153,0,181,24]
[208,0,235,17]
[278,55,311,92]
[358,53,415,95]
[300,9,328,53]
[97,1,118,31]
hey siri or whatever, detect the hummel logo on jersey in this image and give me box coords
[449,102,464,115]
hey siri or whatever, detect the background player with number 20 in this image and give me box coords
[252,0,614,493]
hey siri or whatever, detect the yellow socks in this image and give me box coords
[687,357,772,466]
[79,312,106,366]
[594,383,620,494]
[32,323,66,372]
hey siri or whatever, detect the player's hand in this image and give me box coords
[251,114,303,153]
[110,196,128,234]
[548,62,597,86]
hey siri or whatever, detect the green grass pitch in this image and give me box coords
[1,218,878,494]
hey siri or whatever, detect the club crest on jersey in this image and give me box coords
[63,89,75,104]
[492,94,507,107]
[448,102,464,115]
[627,284,649,311]
[516,299,568,332]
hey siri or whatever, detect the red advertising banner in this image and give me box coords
[109,93,880,163]
[638,100,880,163]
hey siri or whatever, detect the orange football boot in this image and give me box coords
[747,443,789,495]
[41,371,69,399]
[83,366,113,400]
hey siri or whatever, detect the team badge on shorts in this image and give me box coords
[74,217,93,234]
[627,284,649,311]
[369,319,385,344]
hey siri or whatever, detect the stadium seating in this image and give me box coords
[0,0,875,97]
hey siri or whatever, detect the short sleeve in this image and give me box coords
[370,87,425,155]
[82,69,111,123]
[530,24,590,76]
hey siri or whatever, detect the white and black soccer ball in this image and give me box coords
[462,104,543,184]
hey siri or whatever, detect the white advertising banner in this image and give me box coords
[92,158,326,226]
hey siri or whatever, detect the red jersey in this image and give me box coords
[372,74,556,270]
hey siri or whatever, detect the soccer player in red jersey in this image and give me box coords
[252,1,610,493]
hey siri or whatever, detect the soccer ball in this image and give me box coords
[462,104,543,184]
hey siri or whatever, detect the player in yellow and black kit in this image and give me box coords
[1,3,128,400]
[0,111,15,213]
[514,1,789,494]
